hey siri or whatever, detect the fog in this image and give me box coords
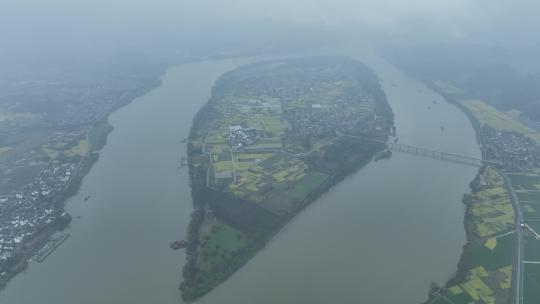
[2,1,540,303]
[2,0,540,62]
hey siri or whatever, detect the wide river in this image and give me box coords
[0,47,480,304]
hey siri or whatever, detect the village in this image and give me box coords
[0,162,75,263]
[181,56,394,301]
[0,57,165,288]
[480,125,540,172]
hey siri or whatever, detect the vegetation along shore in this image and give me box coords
[180,56,394,301]
[423,81,540,304]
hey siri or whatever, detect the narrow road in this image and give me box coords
[501,172,524,304]
[523,223,540,240]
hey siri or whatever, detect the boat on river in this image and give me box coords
[374,149,392,161]
[170,240,187,250]
[177,156,187,169]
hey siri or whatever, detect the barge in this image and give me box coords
[35,233,70,263]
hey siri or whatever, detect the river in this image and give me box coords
[0,47,480,304]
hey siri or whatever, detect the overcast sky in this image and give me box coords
[1,0,539,60]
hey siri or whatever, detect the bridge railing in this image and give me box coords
[344,134,501,167]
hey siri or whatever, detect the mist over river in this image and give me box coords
[0,47,480,304]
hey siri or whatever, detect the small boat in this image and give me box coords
[84,195,90,201]
[440,126,445,132]
[374,149,392,161]
[170,240,187,250]
[177,156,188,169]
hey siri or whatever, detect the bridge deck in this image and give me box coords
[344,135,500,167]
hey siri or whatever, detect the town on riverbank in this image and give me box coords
[0,58,166,289]
[180,56,394,300]
[423,82,540,304]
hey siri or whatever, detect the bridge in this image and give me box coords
[344,135,501,167]
[385,141,501,167]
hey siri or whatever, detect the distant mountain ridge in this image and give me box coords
[382,43,540,122]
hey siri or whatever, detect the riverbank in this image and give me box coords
[424,165,515,304]
[0,50,283,291]
[181,56,393,301]
[0,120,116,289]
[0,78,160,290]
[422,80,540,304]
[0,50,481,304]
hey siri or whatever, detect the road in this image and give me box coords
[501,171,524,304]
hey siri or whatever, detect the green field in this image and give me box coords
[460,100,540,144]
[524,264,540,304]
[427,85,540,304]
[227,153,328,213]
[41,134,91,161]
[197,221,248,272]
[66,139,90,157]
[463,233,514,271]
[431,80,468,100]
[88,122,113,150]
[444,233,514,304]
[517,191,540,203]
[182,56,393,301]
[508,173,540,191]
[263,171,329,213]
[201,59,379,201]
[509,174,540,223]
[433,167,515,304]
[468,168,514,238]
[524,233,540,261]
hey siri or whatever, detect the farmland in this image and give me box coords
[509,174,540,223]
[459,100,540,144]
[423,86,540,304]
[426,167,515,304]
[431,82,540,172]
[523,264,540,304]
[181,56,393,301]
[507,173,540,304]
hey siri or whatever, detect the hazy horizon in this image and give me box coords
[2,0,540,65]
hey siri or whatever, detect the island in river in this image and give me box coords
[181,56,394,301]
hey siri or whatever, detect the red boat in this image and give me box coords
[170,240,187,250]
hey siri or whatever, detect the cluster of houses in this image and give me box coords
[0,162,76,266]
[228,126,258,149]
[0,60,168,285]
[285,105,373,139]
[481,125,540,172]
[285,93,376,140]
[225,75,378,151]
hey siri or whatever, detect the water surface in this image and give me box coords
[0,48,479,304]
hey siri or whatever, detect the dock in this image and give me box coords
[35,233,70,263]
